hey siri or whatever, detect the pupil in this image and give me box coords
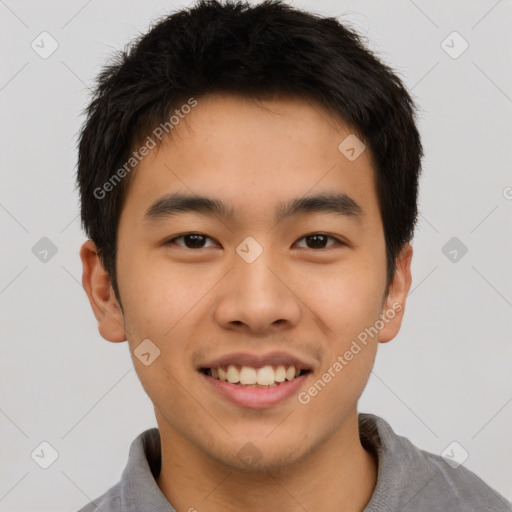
[185,234,205,248]
[307,234,326,249]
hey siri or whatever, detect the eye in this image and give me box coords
[294,233,344,250]
[166,233,218,249]
[165,232,345,250]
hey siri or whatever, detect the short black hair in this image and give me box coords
[77,0,423,303]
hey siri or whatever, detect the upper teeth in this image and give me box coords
[210,365,300,386]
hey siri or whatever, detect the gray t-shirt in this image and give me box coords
[76,413,511,511]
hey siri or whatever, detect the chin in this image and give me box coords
[207,434,316,474]
[219,447,308,473]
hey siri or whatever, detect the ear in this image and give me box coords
[79,240,127,342]
[378,243,413,344]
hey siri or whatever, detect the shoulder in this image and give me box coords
[360,413,511,512]
[75,482,122,512]
[411,446,511,511]
[73,427,164,512]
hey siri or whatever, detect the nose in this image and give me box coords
[214,249,302,334]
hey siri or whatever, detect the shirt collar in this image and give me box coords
[120,426,176,512]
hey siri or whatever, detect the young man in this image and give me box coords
[76,1,511,510]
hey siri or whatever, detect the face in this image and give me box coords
[81,93,412,471]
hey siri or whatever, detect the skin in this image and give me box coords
[80,93,413,512]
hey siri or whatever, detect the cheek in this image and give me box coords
[116,258,195,407]
[118,251,204,337]
[293,257,385,339]
[291,257,384,408]
[298,342,376,436]
[297,267,382,420]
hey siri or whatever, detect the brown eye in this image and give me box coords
[295,234,342,250]
[167,233,217,249]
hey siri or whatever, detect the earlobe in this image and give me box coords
[378,243,413,344]
[79,240,127,343]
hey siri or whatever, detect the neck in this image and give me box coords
[155,410,378,512]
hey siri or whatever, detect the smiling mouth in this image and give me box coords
[200,365,311,387]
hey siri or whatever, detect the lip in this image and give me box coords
[198,351,316,372]
[201,371,311,409]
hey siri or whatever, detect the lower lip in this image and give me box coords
[201,372,310,409]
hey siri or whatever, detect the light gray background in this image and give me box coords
[1,1,511,510]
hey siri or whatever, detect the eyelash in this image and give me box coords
[165,233,345,250]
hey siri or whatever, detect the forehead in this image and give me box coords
[121,94,380,227]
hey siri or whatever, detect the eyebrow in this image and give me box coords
[143,191,363,225]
